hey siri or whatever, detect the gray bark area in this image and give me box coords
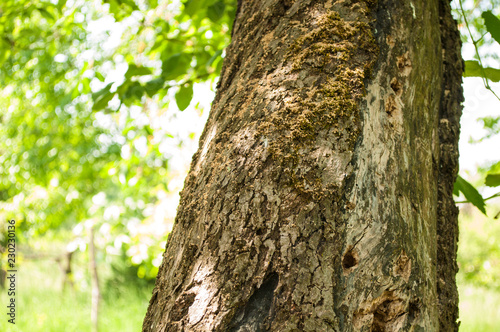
[143,0,462,331]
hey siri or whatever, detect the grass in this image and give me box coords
[0,228,498,331]
[457,203,500,331]
[459,285,500,331]
[0,259,153,332]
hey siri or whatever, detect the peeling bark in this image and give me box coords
[143,0,462,331]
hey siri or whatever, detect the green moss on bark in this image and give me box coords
[257,5,379,198]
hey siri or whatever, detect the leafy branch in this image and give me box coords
[452,2,500,216]
[458,0,500,101]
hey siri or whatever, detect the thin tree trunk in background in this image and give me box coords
[61,250,74,292]
[0,245,5,289]
[89,226,100,332]
[143,0,462,331]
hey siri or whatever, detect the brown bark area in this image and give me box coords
[437,1,463,331]
[143,0,462,331]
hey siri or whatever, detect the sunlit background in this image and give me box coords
[0,0,499,331]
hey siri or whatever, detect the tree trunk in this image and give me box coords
[143,0,462,331]
[61,250,75,292]
[89,226,101,332]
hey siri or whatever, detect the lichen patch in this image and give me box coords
[256,4,379,199]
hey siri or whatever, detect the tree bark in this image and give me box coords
[437,1,463,330]
[143,0,462,331]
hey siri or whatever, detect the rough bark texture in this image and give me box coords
[437,1,463,331]
[143,0,462,331]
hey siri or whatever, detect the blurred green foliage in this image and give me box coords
[453,0,500,213]
[0,0,235,281]
[458,206,500,290]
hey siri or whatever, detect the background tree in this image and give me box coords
[142,0,463,331]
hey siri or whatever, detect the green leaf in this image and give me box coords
[95,72,105,82]
[454,175,487,215]
[479,116,500,131]
[162,53,191,80]
[488,161,500,174]
[485,173,500,187]
[104,0,139,21]
[144,125,154,135]
[144,78,165,97]
[121,0,140,11]
[119,81,144,106]
[125,64,153,79]
[92,83,115,110]
[93,93,115,110]
[183,0,206,17]
[128,82,144,100]
[207,1,225,22]
[482,11,500,45]
[80,77,91,94]
[207,49,223,67]
[175,84,193,111]
[463,60,500,82]
[92,83,113,100]
[148,0,158,8]
[37,8,55,21]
